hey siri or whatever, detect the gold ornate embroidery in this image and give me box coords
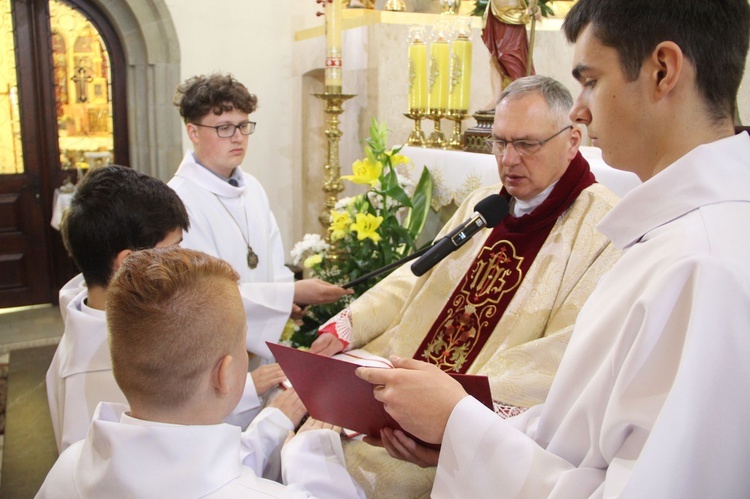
[421,240,524,371]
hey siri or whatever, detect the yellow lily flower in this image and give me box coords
[350,213,383,242]
[280,319,298,342]
[386,151,410,167]
[342,158,382,187]
[329,210,352,241]
[303,254,323,268]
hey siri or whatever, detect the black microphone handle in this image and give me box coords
[410,236,458,277]
[342,245,431,289]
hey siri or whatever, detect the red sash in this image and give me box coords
[414,152,595,373]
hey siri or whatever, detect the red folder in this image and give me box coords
[267,342,494,444]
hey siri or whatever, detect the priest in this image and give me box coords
[310,75,622,496]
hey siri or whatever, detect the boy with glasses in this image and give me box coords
[168,73,352,363]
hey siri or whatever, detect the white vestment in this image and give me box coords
[434,133,750,498]
[46,286,265,453]
[37,402,365,499]
[169,151,294,359]
[340,179,621,497]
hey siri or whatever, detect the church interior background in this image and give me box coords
[1,0,749,311]
[0,0,748,493]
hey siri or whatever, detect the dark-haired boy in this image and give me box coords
[47,165,302,457]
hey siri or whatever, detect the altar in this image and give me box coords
[292,8,585,241]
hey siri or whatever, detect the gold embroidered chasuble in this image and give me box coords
[341,172,621,497]
[414,151,597,374]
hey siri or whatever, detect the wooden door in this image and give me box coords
[0,0,56,308]
[0,0,129,309]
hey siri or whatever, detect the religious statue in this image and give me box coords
[344,0,375,7]
[479,0,535,111]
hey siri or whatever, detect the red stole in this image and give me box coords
[414,152,595,373]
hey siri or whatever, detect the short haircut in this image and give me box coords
[498,75,574,129]
[61,165,190,288]
[107,247,243,409]
[174,73,258,123]
[563,0,750,123]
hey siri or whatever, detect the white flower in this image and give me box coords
[334,196,356,211]
[290,233,330,266]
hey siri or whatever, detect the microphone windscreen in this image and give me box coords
[474,194,509,228]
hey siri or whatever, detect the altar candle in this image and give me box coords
[325,0,343,90]
[448,35,472,111]
[408,40,428,110]
[428,39,450,110]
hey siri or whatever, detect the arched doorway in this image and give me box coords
[0,0,181,309]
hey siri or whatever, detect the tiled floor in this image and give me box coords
[0,304,65,355]
[0,304,64,495]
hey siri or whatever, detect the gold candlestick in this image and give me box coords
[445,109,469,150]
[405,109,427,147]
[427,109,447,149]
[314,91,356,245]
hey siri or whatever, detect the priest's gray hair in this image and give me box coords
[497,75,574,129]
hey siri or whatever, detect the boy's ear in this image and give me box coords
[648,41,683,99]
[186,123,200,144]
[113,249,133,272]
[211,354,233,395]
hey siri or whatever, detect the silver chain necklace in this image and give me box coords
[212,194,259,269]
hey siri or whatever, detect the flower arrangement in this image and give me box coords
[287,119,433,348]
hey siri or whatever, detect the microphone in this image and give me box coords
[341,245,430,289]
[410,194,509,277]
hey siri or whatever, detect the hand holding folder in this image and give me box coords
[267,342,494,446]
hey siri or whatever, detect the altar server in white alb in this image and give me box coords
[39,247,364,498]
[168,73,351,359]
[47,166,297,455]
[356,0,750,497]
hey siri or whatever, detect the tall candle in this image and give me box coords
[448,36,472,111]
[408,26,428,111]
[428,34,450,111]
[325,0,343,91]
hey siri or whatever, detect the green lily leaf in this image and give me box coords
[405,166,433,239]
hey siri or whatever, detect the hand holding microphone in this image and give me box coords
[411,194,509,277]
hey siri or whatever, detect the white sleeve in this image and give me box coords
[434,396,601,499]
[239,407,294,479]
[239,281,295,358]
[223,373,262,429]
[281,429,366,499]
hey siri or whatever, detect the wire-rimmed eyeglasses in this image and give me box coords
[485,125,573,157]
[191,121,256,138]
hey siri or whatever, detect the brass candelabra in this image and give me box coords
[426,109,447,149]
[404,109,427,147]
[313,90,355,246]
[445,109,469,150]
